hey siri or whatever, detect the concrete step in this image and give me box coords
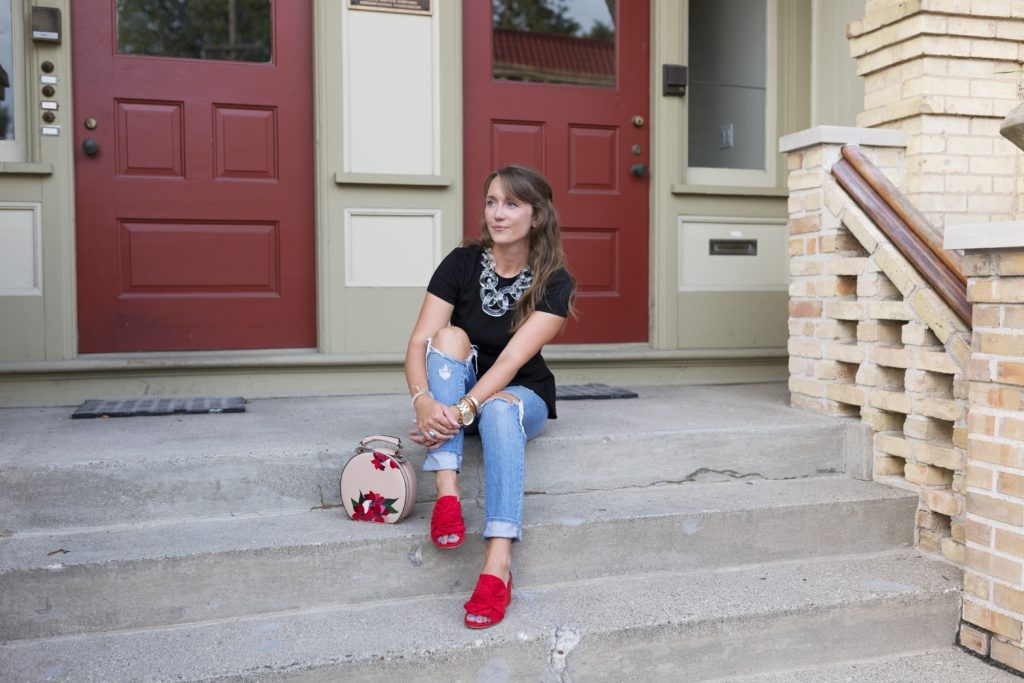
[0,383,856,532]
[0,549,961,682]
[716,648,1021,682]
[0,476,916,641]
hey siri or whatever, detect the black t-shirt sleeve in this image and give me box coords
[537,268,573,318]
[426,248,471,305]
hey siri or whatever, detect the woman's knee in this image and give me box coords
[430,326,472,358]
[479,393,525,435]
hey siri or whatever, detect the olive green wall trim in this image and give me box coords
[810,0,864,127]
[0,348,787,407]
[670,184,789,197]
[677,291,789,348]
[333,173,453,186]
[650,0,808,355]
[0,0,77,364]
[778,0,812,171]
[649,0,685,351]
[0,163,53,175]
[0,345,786,375]
[0,298,45,361]
[552,359,788,390]
[316,0,462,356]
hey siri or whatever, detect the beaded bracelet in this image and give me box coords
[410,386,431,408]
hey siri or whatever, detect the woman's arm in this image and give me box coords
[404,292,454,392]
[405,293,461,446]
[466,310,566,405]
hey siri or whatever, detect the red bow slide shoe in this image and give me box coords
[463,573,512,629]
[430,495,465,549]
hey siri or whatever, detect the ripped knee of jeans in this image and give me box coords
[482,392,526,438]
[428,326,472,359]
[426,333,477,377]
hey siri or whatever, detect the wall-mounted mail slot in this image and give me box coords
[709,238,757,256]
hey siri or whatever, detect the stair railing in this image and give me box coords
[831,145,971,326]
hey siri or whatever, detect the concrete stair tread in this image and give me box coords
[0,383,839,467]
[716,648,1021,682]
[0,548,960,681]
[1,383,858,531]
[0,476,914,571]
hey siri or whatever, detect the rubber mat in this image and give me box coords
[72,397,246,419]
[556,383,638,400]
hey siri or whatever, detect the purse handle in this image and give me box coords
[355,435,404,459]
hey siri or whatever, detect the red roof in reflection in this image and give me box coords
[493,28,614,79]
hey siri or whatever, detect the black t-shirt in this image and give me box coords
[427,246,572,419]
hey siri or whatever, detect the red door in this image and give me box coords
[464,1,650,343]
[72,2,315,352]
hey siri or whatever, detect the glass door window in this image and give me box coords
[492,0,616,87]
[686,0,775,187]
[116,0,271,62]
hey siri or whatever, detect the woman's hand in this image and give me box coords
[409,396,462,449]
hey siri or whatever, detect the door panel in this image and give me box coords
[72,1,315,352]
[464,1,650,344]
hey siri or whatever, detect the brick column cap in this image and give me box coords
[945,222,1024,251]
[779,126,907,154]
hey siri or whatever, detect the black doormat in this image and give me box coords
[556,383,638,400]
[72,397,246,419]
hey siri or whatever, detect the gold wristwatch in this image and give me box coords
[453,397,476,426]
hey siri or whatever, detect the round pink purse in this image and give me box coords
[340,435,417,523]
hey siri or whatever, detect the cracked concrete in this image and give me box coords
[549,626,581,682]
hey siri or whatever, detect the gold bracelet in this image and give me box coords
[453,397,476,426]
[463,394,481,415]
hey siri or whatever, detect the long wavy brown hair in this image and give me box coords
[465,165,578,333]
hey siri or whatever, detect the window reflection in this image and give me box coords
[117,0,271,63]
[492,0,616,87]
[0,0,14,142]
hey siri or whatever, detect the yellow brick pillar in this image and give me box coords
[848,0,1024,231]
[779,126,907,416]
[947,224,1024,674]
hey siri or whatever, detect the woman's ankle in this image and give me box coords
[482,538,513,582]
[435,470,460,499]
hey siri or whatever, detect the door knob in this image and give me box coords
[631,163,648,177]
[82,138,100,156]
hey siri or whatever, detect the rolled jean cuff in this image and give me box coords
[422,449,461,473]
[483,519,520,541]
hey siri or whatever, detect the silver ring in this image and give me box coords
[428,430,437,439]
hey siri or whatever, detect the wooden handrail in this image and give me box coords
[840,145,966,285]
[832,149,971,326]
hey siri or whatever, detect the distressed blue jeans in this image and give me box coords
[421,341,548,540]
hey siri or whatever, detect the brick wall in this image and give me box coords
[848,0,1024,230]
[781,128,971,568]
[782,122,1024,673]
[955,249,1024,670]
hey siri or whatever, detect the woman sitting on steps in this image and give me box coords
[403,164,577,629]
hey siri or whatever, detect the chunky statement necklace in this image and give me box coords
[479,248,532,317]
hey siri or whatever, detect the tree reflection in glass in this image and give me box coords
[492,0,616,87]
[116,0,271,63]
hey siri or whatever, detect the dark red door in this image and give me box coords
[464,1,650,343]
[72,1,315,352]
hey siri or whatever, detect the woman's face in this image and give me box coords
[484,177,534,250]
